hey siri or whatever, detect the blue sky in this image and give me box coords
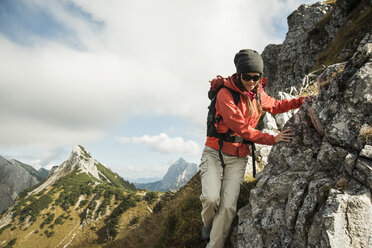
[0,0,318,179]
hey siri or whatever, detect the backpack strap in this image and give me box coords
[216,88,240,169]
[229,88,240,106]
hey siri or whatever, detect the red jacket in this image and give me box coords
[205,75,305,157]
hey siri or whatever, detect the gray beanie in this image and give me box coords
[234,49,264,75]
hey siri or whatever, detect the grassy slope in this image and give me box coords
[0,169,151,248]
[105,173,257,248]
[95,162,136,191]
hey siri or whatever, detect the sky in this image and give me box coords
[0,0,318,180]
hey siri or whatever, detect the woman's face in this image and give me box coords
[241,72,260,91]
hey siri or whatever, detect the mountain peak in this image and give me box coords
[63,145,99,179]
[28,145,99,195]
[136,158,198,192]
[175,157,186,164]
[73,145,92,158]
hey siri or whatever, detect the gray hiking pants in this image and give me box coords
[199,146,248,248]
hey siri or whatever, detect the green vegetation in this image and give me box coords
[54,213,70,225]
[158,194,203,248]
[129,216,140,226]
[105,172,257,248]
[18,194,53,222]
[144,191,159,205]
[86,200,97,218]
[108,193,140,238]
[53,170,94,210]
[94,184,124,200]
[0,224,11,236]
[79,145,92,158]
[0,226,6,235]
[40,213,55,229]
[44,230,55,238]
[36,189,47,197]
[95,162,136,191]
[79,199,89,208]
[4,238,17,248]
[17,180,46,200]
[97,193,140,242]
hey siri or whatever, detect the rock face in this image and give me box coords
[9,159,49,181]
[0,156,39,213]
[262,2,332,97]
[261,0,365,98]
[233,45,372,248]
[135,158,198,192]
[254,0,372,176]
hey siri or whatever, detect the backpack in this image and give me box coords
[207,85,240,138]
[206,75,259,177]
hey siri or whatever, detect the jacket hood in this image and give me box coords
[212,74,264,95]
[224,74,244,94]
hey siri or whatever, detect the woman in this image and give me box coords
[200,49,306,248]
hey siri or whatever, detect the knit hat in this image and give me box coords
[234,49,264,75]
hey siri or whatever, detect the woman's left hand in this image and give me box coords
[304,95,317,103]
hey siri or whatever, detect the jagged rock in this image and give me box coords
[308,181,372,248]
[234,45,372,248]
[262,44,282,87]
[360,145,372,159]
[261,0,367,99]
[263,2,332,98]
[311,44,372,151]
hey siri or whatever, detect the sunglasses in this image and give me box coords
[241,74,261,82]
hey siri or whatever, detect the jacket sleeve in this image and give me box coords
[260,90,305,114]
[216,88,276,145]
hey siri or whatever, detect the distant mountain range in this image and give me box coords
[134,158,199,192]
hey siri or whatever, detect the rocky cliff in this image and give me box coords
[232,1,372,247]
[0,156,40,214]
[9,159,49,181]
[233,39,372,248]
[262,0,372,98]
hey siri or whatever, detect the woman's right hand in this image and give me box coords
[275,129,294,143]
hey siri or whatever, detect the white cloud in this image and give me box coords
[0,0,318,149]
[117,133,201,155]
